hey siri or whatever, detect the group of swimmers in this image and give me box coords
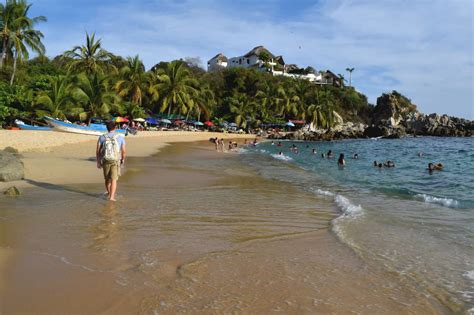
[268,142,444,173]
[212,137,239,152]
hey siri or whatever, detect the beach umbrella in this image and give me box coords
[204,121,214,127]
[113,117,129,123]
[285,122,295,127]
[194,121,204,126]
[229,122,238,127]
[160,119,172,124]
[173,120,185,125]
[145,117,158,125]
[133,118,145,122]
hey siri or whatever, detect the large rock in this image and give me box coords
[4,186,21,196]
[372,91,418,127]
[0,149,24,182]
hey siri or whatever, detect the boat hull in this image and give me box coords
[44,117,127,136]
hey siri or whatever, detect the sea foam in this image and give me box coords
[270,154,293,161]
[415,194,460,208]
[334,195,364,218]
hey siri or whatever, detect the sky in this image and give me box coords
[30,0,473,119]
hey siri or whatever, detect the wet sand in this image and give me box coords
[0,142,446,314]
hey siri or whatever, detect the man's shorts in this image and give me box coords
[102,161,120,181]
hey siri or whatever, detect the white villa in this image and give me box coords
[207,46,342,87]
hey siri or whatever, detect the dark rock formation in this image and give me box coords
[0,148,24,182]
[4,186,21,196]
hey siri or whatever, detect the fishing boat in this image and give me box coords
[15,119,53,131]
[44,117,127,136]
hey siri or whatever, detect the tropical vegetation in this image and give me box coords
[0,0,375,130]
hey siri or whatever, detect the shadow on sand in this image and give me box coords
[25,179,102,199]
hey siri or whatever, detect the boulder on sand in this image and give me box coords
[0,149,24,182]
[4,186,21,196]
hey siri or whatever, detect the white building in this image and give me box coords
[207,53,228,72]
[207,46,342,87]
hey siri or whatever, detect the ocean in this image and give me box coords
[242,137,474,313]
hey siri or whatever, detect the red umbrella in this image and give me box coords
[173,120,184,125]
[204,121,214,127]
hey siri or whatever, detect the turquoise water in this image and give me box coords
[242,137,474,312]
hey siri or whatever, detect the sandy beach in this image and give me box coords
[0,131,448,314]
[0,130,253,191]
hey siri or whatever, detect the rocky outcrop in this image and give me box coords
[270,91,472,141]
[4,186,21,196]
[0,148,24,182]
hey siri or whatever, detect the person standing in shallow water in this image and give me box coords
[96,121,126,201]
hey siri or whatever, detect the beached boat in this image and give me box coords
[15,119,53,131]
[44,116,127,136]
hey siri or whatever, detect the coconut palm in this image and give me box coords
[191,81,214,121]
[64,33,115,75]
[154,60,199,116]
[0,0,46,84]
[345,67,355,87]
[73,73,119,123]
[35,75,75,119]
[229,94,256,129]
[114,55,157,106]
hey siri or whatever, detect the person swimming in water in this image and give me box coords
[428,162,443,172]
[327,150,333,158]
[353,153,359,159]
[277,142,282,147]
[312,148,317,155]
[321,153,325,158]
[373,161,378,167]
[384,160,395,168]
[338,153,345,166]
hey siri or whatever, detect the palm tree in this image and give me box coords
[229,94,255,129]
[114,55,156,106]
[154,60,199,116]
[0,0,46,84]
[192,81,214,121]
[345,67,355,87]
[35,75,75,119]
[64,33,115,75]
[73,73,119,123]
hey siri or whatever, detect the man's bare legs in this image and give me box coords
[105,179,117,201]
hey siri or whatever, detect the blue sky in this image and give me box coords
[30,0,473,119]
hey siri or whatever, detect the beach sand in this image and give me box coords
[0,132,446,314]
[0,130,253,190]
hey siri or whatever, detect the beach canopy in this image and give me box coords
[160,119,172,124]
[133,118,145,122]
[204,121,214,127]
[194,121,204,126]
[145,117,158,125]
[113,117,129,123]
[285,122,295,127]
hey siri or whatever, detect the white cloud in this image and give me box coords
[38,0,473,118]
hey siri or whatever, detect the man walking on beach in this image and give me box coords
[96,121,126,201]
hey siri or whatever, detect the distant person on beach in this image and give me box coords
[96,121,126,202]
[220,138,225,151]
[338,154,345,166]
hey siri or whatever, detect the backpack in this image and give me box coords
[101,134,120,162]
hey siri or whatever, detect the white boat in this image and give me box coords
[44,117,127,136]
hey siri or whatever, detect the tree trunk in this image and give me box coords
[197,109,201,122]
[0,38,7,69]
[9,51,17,86]
[167,100,172,117]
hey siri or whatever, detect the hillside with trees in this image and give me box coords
[0,0,376,130]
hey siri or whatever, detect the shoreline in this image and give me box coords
[0,130,254,191]
[0,141,446,314]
